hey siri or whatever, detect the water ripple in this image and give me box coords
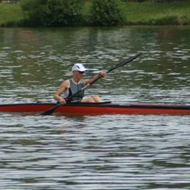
[1,26,190,190]
[0,115,190,190]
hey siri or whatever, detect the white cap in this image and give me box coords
[72,63,87,72]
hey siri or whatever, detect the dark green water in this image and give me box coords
[0,26,190,190]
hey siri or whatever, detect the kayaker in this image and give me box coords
[54,63,107,105]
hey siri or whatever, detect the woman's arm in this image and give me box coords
[84,71,107,85]
[54,80,69,105]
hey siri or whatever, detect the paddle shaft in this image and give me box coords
[41,53,141,115]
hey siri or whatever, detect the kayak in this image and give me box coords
[0,101,190,115]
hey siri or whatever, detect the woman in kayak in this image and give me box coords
[54,63,107,105]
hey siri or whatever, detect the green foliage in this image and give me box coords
[21,0,84,27]
[90,0,125,26]
[21,0,47,26]
[46,0,84,26]
[1,1,190,27]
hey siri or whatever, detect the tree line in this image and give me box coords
[1,0,188,27]
[121,0,187,2]
[1,0,187,3]
[20,0,125,27]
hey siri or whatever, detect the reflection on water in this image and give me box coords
[0,26,190,190]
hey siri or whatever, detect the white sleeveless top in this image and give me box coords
[63,79,85,102]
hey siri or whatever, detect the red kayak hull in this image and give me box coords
[0,102,190,115]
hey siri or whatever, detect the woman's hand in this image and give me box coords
[99,71,107,78]
[59,97,66,105]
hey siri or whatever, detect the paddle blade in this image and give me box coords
[41,104,60,115]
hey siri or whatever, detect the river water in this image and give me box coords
[0,26,190,190]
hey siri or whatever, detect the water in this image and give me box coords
[0,26,190,190]
[1,114,190,190]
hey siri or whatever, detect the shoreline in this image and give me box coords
[0,2,190,27]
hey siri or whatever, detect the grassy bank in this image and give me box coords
[0,1,190,27]
[0,3,23,26]
[124,2,190,25]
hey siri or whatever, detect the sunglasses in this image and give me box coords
[78,71,85,74]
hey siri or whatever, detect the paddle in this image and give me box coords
[41,52,141,115]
